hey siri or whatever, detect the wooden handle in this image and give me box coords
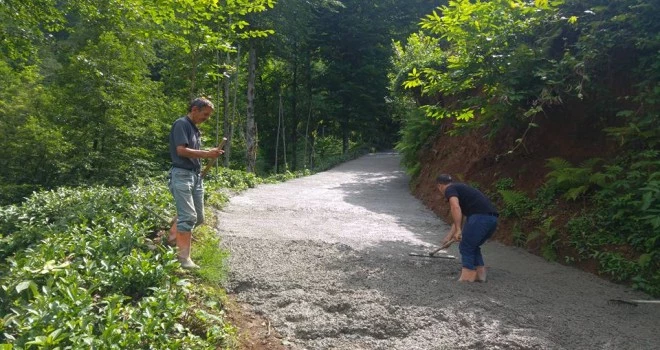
[201,137,227,177]
[430,239,458,256]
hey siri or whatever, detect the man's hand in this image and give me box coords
[453,228,462,242]
[207,148,224,158]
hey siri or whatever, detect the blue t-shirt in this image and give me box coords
[444,183,498,216]
[169,116,201,171]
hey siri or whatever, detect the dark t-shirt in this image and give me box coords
[444,183,498,216]
[169,116,201,171]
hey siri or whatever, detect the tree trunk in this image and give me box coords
[342,114,349,154]
[290,45,298,171]
[189,43,198,100]
[246,46,257,173]
[223,51,231,167]
[228,45,241,167]
[304,49,312,168]
[275,92,282,173]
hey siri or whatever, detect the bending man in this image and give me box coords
[436,174,498,282]
[168,97,223,269]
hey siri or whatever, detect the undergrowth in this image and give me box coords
[496,151,660,297]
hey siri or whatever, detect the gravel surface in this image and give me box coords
[217,152,660,350]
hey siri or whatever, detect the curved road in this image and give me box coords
[217,152,659,350]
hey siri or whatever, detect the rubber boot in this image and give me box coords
[176,231,199,269]
[476,266,487,282]
[458,268,477,282]
[167,216,178,245]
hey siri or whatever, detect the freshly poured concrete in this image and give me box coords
[217,152,659,350]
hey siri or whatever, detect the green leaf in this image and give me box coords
[15,280,33,294]
[616,110,634,117]
[638,254,652,267]
[563,185,589,201]
[535,0,549,9]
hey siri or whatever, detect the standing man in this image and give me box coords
[168,97,223,269]
[436,174,498,282]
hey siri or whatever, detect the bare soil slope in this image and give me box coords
[217,152,659,350]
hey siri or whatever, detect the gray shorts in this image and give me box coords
[168,167,204,232]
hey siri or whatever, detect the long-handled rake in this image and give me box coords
[409,238,458,259]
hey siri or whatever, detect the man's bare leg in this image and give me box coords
[476,266,487,282]
[458,268,477,282]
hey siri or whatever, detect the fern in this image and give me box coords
[544,157,604,201]
[498,189,533,218]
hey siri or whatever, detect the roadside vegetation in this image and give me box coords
[0,148,367,349]
[389,0,659,296]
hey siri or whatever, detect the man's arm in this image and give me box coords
[442,223,457,244]
[176,145,223,159]
[448,196,463,240]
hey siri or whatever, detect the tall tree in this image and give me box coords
[312,0,443,153]
[0,0,275,202]
[246,46,258,172]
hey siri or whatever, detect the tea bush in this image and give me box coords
[0,183,229,349]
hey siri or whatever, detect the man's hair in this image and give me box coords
[436,174,453,185]
[188,97,215,112]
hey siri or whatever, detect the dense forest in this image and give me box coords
[0,0,440,204]
[1,0,659,348]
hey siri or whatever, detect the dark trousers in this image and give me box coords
[458,214,498,269]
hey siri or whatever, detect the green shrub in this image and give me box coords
[545,158,606,201]
[511,223,526,247]
[591,251,639,283]
[557,151,660,296]
[494,178,514,191]
[566,215,597,260]
[526,217,559,262]
[0,184,41,206]
[498,190,533,218]
[0,182,230,348]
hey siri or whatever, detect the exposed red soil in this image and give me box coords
[225,295,288,350]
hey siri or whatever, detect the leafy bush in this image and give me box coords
[534,182,558,208]
[545,158,606,201]
[0,182,231,348]
[498,190,533,218]
[526,217,559,262]
[314,135,344,159]
[511,223,526,247]
[591,251,639,283]
[566,215,601,260]
[558,150,660,296]
[0,184,42,206]
[208,168,260,191]
[494,178,514,191]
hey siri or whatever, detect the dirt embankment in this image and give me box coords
[413,113,617,261]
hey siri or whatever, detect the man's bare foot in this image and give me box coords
[476,266,487,282]
[458,268,477,282]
